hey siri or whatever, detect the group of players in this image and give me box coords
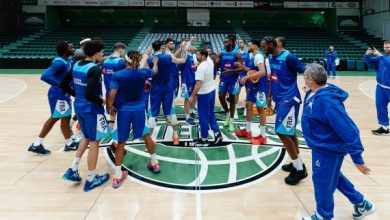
[26,33,384,219]
[27,34,306,189]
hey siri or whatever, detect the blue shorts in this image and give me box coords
[246,86,267,107]
[219,79,240,95]
[48,95,72,118]
[148,89,176,117]
[112,110,150,142]
[181,82,195,99]
[76,112,111,141]
[275,99,300,136]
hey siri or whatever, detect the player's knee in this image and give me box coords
[148,117,156,128]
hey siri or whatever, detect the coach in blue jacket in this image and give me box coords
[324,46,337,78]
[364,41,390,135]
[300,63,375,220]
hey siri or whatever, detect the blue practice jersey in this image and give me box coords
[102,56,126,92]
[269,51,305,103]
[148,53,174,92]
[110,68,154,111]
[239,49,250,78]
[220,51,238,84]
[72,61,103,114]
[180,53,196,85]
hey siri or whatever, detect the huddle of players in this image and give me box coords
[28,33,308,191]
[217,35,308,186]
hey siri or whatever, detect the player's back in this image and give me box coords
[181,54,196,84]
[102,57,125,91]
[150,53,173,92]
[72,61,103,113]
[112,68,153,111]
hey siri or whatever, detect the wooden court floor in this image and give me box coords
[0,74,388,220]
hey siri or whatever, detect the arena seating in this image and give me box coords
[0,26,382,64]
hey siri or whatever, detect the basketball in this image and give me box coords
[247,70,259,83]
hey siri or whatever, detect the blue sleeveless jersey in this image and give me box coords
[148,54,174,92]
[220,51,238,84]
[269,50,304,103]
[102,57,126,92]
[181,54,196,85]
[72,62,103,114]
[239,49,250,78]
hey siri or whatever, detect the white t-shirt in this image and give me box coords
[207,56,214,69]
[195,60,215,95]
[249,53,265,67]
[265,58,271,74]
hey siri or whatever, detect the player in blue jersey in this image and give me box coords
[28,41,78,155]
[179,40,198,126]
[267,36,290,111]
[217,38,243,132]
[165,38,184,98]
[235,38,250,119]
[60,40,110,192]
[147,40,186,145]
[102,42,126,127]
[261,36,307,185]
[235,39,268,145]
[108,51,161,189]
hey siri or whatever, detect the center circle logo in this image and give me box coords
[101,106,308,192]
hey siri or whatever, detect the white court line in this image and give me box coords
[103,146,287,194]
[124,144,279,165]
[187,148,208,186]
[226,144,237,183]
[358,80,376,101]
[0,77,27,104]
[251,146,267,170]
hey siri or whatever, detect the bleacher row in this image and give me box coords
[0,26,384,62]
[138,33,242,53]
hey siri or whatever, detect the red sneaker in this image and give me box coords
[250,135,267,145]
[235,129,252,139]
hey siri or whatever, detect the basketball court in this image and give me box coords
[0,71,388,219]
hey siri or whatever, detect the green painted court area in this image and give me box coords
[121,143,284,188]
[0,69,377,76]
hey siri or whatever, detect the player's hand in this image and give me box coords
[365,48,374,55]
[240,76,248,84]
[355,164,371,175]
[145,47,152,56]
[153,57,159,64]
[101,99,106,107]
[188,96,194,105]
